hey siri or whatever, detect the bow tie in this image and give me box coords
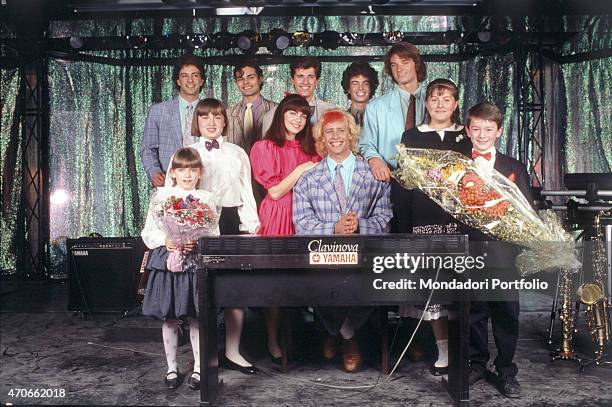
[472,150,492,161]
[205,139,219,151]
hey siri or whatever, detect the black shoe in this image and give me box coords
[221,355,259,375]
[269,352,282,365]
[187,372,200,390]
[164,371,181,389]
[430,365,448,376]
[498,375,521,398]
[469,367,486,386]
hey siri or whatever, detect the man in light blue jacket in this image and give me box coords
[359,42,427,181]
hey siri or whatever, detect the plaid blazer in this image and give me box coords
[293,157,392,235]
[140,96,183,179]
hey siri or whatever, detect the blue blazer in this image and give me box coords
[293,157,392,235]
[140,96,183,179]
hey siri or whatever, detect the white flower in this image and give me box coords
[455,134,464,142]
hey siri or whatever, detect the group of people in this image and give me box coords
[139,42,528,399]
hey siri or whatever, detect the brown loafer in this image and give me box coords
[323,335,339,360]
[342,337,362,373]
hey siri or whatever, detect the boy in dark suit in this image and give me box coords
[465,102,532,398]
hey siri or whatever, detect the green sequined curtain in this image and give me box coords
[560,16,611,174]
[5,14,604,248]
[0,68,22,274]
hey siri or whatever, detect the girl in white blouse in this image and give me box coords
[141,147,214,390]
[165,98,260,375]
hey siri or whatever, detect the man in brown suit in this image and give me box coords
[226,60,278,154]
[226,60,278,205]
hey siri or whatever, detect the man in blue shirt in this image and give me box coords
[293,109,391,372]
[359,42,427,181]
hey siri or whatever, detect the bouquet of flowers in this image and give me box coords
[393,145,580,275]
[151,187,220,272]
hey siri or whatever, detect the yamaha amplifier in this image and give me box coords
[67,237,146,312]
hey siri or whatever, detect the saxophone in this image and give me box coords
[578,212,611,362]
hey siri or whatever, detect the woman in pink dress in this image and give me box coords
[250,94,320,361]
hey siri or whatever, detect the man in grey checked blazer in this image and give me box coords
[292,109,391,372]
[140,55,205,187]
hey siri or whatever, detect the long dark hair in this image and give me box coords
[384,41,426,83]
[265,94,316,156]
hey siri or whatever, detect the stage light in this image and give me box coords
[269,29,290,54]
[69,36,83,49]
[237,31,258,54]
[383,31,404,44]
[185,34,208,49]
[50,189,69,206]
[126,35,148,49]
[318,31,340,50]
[211,32,232,50]
[339,32,360,46]
[477,30,492,43]
[292,31,312,47]
[441,30,461,45]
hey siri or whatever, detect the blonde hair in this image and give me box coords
[312,109,360,157]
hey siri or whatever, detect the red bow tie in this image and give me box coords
[472,150,492,161]
[205,139,219,151]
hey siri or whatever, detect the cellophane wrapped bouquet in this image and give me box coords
[393,145,580,275]
[150,187,220,272]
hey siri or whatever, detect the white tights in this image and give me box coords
[162,318,200,375]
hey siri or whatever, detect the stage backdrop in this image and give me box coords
[0,15,610,275]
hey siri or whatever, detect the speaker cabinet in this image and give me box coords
[67,237,146,312]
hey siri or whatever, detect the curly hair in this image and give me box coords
[341,62,379,100]
[312,109,360,157]
[233,59,265,89]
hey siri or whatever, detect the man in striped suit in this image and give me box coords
[293,109,391,372]
[226,60,278,154]
[226,60,278,206]
[141,54,205,187]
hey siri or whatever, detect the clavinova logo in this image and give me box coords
[308,239,359,265]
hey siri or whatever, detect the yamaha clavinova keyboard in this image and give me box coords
[197,234,470,406]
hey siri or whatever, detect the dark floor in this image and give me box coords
[1,280,611,407]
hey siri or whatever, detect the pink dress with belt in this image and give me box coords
[250,139,321,236]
